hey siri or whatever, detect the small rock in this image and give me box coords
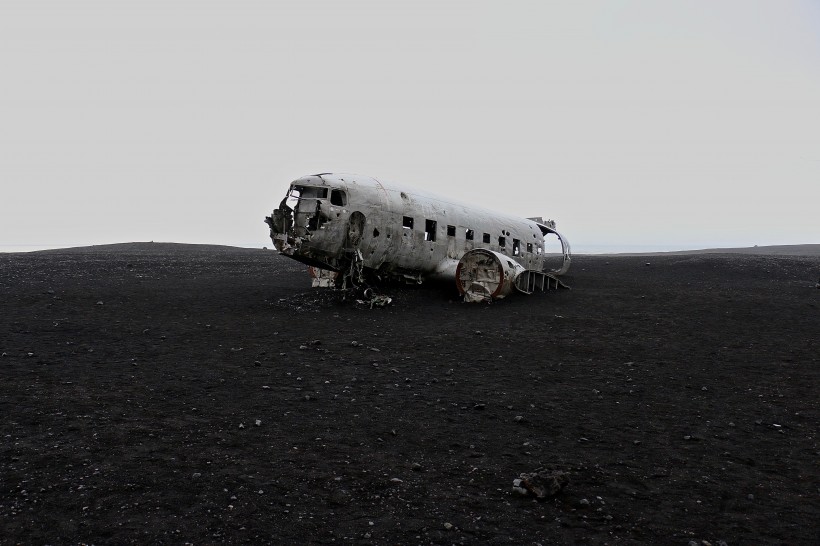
[310,339,322,345]
[443,522,453,530]
[254,361,261,366]
[474,403,486,410]
[328,486,352,506]
[238,423,245,429]
[351,341,360,347]
[369,347,380,352]
[747,494,754,500]
[96,301,104,305]
[514,469,569,499]
[299,345,308,350]
[192,472,202,479]
[254,419,262,427]
[389,478,403,484]
[578,498,590,507]
[411,462,422,471]
[514,415,524,422]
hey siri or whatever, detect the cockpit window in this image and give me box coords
[295,186,327,199]
[330,189,347,206]
[284,188,300,209]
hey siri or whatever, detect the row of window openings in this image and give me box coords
[402,216,534,256]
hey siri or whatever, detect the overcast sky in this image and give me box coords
[2,0,818,252]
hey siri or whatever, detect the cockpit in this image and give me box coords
[282,185,348,235]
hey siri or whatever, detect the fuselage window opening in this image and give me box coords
[289,186,327,210]
[482,233,490,244]
[447,225,456,237]
[526,242,533,253]
[330,189,347,206]
[512,238,520,256]
[466,229,475,241]
[403,216,414,229]
[425,219,437,242]
[292,187,327,232]
[297,186,327,200]
[498,236,506,247]
[285,188,301,209]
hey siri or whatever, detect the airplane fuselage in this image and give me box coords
[265,173,570,297]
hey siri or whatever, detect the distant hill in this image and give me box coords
[588,244,820,257]
[30,242,270,255]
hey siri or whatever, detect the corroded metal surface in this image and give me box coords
[265,173,571,300]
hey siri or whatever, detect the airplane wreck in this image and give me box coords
[264,173,571,302]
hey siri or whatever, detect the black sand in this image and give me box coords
[1,243,818,544]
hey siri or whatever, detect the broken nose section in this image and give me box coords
[265,205,298,255]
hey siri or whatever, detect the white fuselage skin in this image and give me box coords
[266,173,570,284]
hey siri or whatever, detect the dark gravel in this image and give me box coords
[1,243,818,544]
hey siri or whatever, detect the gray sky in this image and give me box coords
[2,0,819,252]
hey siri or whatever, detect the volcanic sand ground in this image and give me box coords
[1,243,818,545]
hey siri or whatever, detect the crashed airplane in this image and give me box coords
[264,173,571,302]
